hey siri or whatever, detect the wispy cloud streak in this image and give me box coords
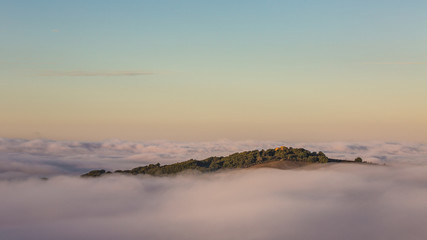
[363,62,427,65]
[41,71,154,77]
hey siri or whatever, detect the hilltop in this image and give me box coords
[81,146,369,177]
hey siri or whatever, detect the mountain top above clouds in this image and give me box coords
[82,146,373,177]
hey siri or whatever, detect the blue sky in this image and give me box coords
[1,0,426,141]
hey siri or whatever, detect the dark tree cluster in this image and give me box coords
[81,146,330,178]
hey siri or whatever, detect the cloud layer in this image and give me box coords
[1,139,427,239]
[1,165,427,240]
[1,138,426,179]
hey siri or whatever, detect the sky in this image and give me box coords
[1,0,427,142]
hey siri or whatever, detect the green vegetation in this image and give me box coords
[355,157,363,162]
[82,169,111,177]
[82,146,331,177]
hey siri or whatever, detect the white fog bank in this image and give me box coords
[1,139,427,239]
[1,164,427,240]
[1,138,426,179]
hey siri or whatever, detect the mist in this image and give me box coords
[1,139,427,239]
[1,138,426,179]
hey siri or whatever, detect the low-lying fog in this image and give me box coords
[1,139,427,239]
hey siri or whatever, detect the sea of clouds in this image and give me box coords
[1,138,427,239]
[1,138,426,180]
